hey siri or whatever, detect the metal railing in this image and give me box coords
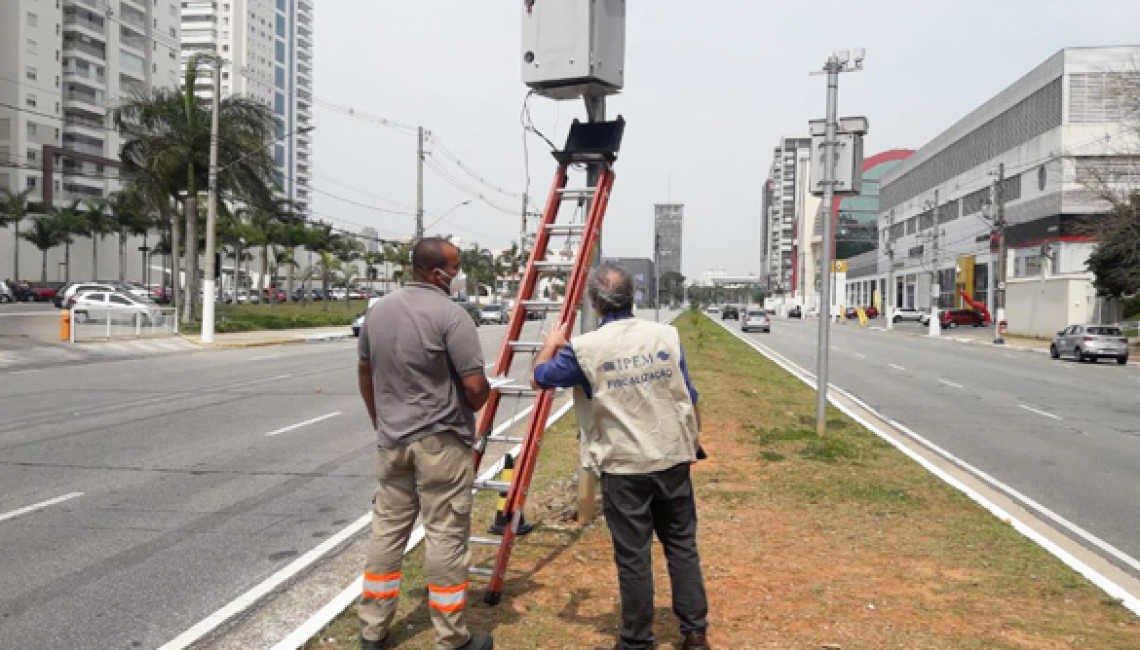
[70,306,179,343]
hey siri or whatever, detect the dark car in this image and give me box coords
[864,306,879,319]
[788,305,802,318]
[940,308,986,328]
[456,301,481,327]
[721,305,739,320]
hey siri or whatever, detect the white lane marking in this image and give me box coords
[938,379,964,389]
[248,354,281,362]
[709,316,1140,617]
[0,492,84,523]
[1020,405,1063,421]
[264,412,342,437]
[8,368,42,375]
[888,363,906,371]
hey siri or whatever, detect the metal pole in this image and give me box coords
[928,190,941,337]
[415,126,425,240]
[654,232,660,321]
[814,56,840,437]
[578,94,605,523]
[994,162,1007,344]
[886,209,895,330]
[201,57,222,343]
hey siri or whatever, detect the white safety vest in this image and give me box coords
[571,318,700,475]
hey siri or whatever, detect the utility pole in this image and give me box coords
[415,126,425,240]
[200,56,223,343]
[993,162,1007,344]
[928,190,941,337]
[813,54,842,437]
[654,231,661,322]
[885,209,895,330]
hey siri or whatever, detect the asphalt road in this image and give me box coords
[0,320,548,649]
[733,314,1140,576]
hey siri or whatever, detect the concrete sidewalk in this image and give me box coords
[183,325,355,348]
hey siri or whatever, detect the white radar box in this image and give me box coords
[521,0,625,100]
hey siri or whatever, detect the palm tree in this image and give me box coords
[278,222,311,301]
[108,190,152,283]
[52,202,85,282]
[1,188,35,282]
[247,198,296,299]
[19,215,64,282]
[362,251,384,294]
[113,54,277,321]
[315,250,343,312]
[82,199,116,280]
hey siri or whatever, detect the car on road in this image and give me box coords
[456,301,481,327]
[72,291,165,325]
[479,303,509,325]
[721,305,739,320]
[940,308,986,328]
[864,306,879,319]
[705,306,721,316]
[1051,325,1130,364]
[58,283,118,308]
[788,305,802,319]
[741,308,771,333]
[0,281,13,303]
[352,297,384,337]
[892,307,923,323]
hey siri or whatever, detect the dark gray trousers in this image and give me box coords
[601,463,709,648]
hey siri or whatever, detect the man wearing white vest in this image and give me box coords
[532,263,710,650]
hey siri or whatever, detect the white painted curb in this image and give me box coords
[710,315,1140,618]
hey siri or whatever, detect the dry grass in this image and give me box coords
[304,312,1139,649]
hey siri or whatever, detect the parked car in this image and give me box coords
[721,305,739,320]
[788,305,802,319]
[891,307,923,323]
[456,301,481,327]
[479,303,508,325]
[72,291,164,325]
[939,308,986,328]
[58,283,118,308]
[864,306,879,319]
[1051,325,1129,364]
[0,281,14,303]
[741,308,771,333]
[705,306,721,316]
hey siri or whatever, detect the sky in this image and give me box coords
[311,0,1140,281]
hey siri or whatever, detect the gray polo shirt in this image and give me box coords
[358,282,485,448]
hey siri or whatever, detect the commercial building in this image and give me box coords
[603,256,656,308]
[0,0,181,281]
[875,46,1139,335]
[654,203,684,277]
[180,0,313,215]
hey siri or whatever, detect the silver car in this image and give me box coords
[741,309,771,333]
[1051,325,1130,364]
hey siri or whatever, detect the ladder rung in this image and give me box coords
[508,341,543,353]
[533,261,575,273]
[474,480,512,492]
[469,567,494,577]
[486,435,525,444]
[545,224,585,235]
[556,187,596,199]
[496,383,538,398]
[521,300,563,312]
[469,536,503,546]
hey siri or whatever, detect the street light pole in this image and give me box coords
[814,54,842,437]
[201,56,223,343]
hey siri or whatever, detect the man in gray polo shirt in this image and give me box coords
[357,237,493,650]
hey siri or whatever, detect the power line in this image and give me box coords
[423,157,517,215]
[429,136,521,199]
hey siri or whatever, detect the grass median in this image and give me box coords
[180,300,365,334]
[304,311,1139,649]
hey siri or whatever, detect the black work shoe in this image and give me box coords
[681,631,710,649]
[360,634,389,650]
[456,632,494,650]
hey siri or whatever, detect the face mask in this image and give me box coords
[435,268,456,293]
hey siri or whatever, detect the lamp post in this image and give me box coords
[422,200,473,233]
[201,120,315,343]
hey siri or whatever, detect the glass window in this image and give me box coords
[275,40,285,63]
[275,14,285,37]
[275,66,285,88]
[26,66,37,81]
[274,144,284,165]
[27,121,37,135]
[27,12,38,26]
[27,176,37,188]
[85,293,106,301]
[110,295,131,305]
[276,0,285,9]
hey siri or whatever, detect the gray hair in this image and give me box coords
[587,263,634,316]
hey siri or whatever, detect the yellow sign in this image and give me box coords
[955,256,975,308]
[856,306,869,327]
[872,288,881,311]
[833,260,848,273]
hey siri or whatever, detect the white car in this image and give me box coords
[705,306,721,315]
[0,281,13,303]
[72,291,164,325]
[59,282,117,308]
[479,304,508,325]
[741,309,771,333]
[353,297,383,337]
[891,307,924,323]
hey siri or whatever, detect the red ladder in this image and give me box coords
[468,118,623,605]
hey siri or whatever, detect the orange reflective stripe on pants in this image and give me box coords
[363,571,401,599]
[427,582,468,613]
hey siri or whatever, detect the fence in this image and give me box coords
[70,306,179,343]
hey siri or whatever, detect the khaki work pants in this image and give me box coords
[360,432,475,650]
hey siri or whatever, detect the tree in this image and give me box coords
[1084,192,1140,297]
[19,215,64,282]
[247,198,297,297]
[314,250,343,312]
[278,222,312,301]
[52,202,85,282]
[1,188,35,282]
[659,271,686,307]
[82,199,116,281]
[114,54,277,321]
[108,190,153,283]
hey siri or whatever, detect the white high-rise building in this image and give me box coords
[180,0,313,216]
[0,0,182,281]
